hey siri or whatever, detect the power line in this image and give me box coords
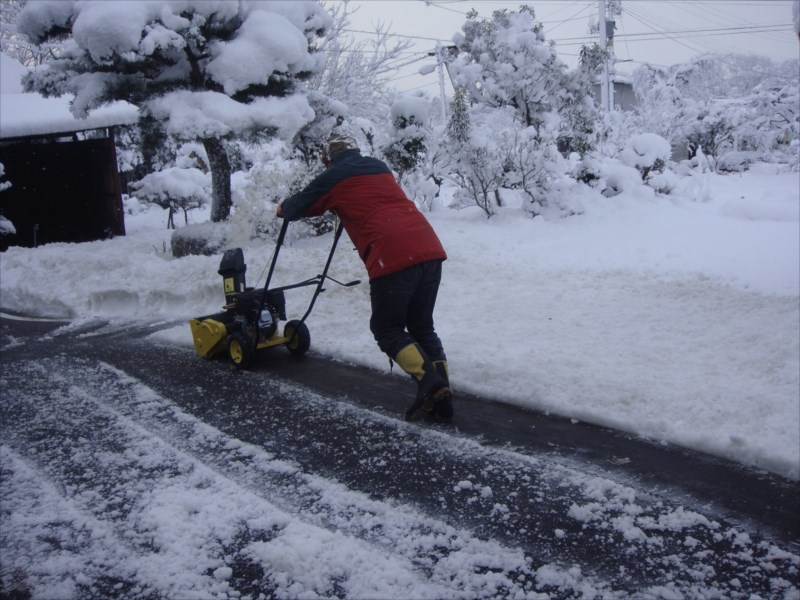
[552,23,794,44]
[546,3,595,35]
[348,4,795,53]
[427,0,598,26]
[622,2,794,62]
[624,3,745,56]
[338,27,451,44]
[617,5,798,81]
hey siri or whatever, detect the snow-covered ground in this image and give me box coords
[1,163,798,480]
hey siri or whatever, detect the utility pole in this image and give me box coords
[436,43,448,123]
[598,0,617,111]
[428,44,458,125]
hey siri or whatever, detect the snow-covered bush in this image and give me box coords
[225,140,333,245]
[594,108,642,160]
[170,221,231,259]
[501,122,566,217]
[685,104,737,170]
[572,155,603,186]
[131,167,211,229]
[445,7,590,218]
[646,170,680,195]
[745,80,799,168]
[400,169,442,212]
[620,133,671,181]
[716,151,758,173]
[570,155,652,199]
[601,162,652,198]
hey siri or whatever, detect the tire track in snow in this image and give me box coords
[1,357,612,599]
[99,342,799,598]
[2,353,798,598]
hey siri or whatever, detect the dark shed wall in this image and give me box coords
[0,134,125,251]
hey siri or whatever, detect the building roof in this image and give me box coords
[0,53,138,140]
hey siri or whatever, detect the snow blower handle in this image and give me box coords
[296,221,348,326]
[263,219,289,293]
[325,276,361,287]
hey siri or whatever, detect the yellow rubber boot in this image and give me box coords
[395,343,427,382]
[394,344,452,421]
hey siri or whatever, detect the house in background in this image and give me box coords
[0,53,138,251]
[592,74,638,112]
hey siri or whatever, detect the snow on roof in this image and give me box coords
[0,53,138,140]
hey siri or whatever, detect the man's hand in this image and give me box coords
[276,203,283,217]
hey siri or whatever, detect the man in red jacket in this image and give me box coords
[277,133,453,422]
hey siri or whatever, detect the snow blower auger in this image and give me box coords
[189,219,359,369]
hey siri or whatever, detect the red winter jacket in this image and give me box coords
[280,150,446,281]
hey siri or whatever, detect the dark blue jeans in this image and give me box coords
[369,260,446,362]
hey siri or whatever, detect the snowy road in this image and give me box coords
[1,315,798,599]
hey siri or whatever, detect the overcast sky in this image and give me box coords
[343,0,800,94]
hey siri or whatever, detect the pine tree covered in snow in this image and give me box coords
[444,89,505,217]
[17,0,331,222]
[449,6,597,149]
[383,93,429,178]
[446,88,471,147]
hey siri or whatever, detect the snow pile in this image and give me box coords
[0,165,798,480]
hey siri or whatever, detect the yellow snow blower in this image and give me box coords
[189,220,359,369]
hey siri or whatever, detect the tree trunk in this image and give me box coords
[494,188,503,208]
[202,138,232,222]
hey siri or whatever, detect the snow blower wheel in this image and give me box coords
[284,320,310,357]
[228,332,254,369]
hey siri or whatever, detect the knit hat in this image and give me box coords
[322,133,358,163]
